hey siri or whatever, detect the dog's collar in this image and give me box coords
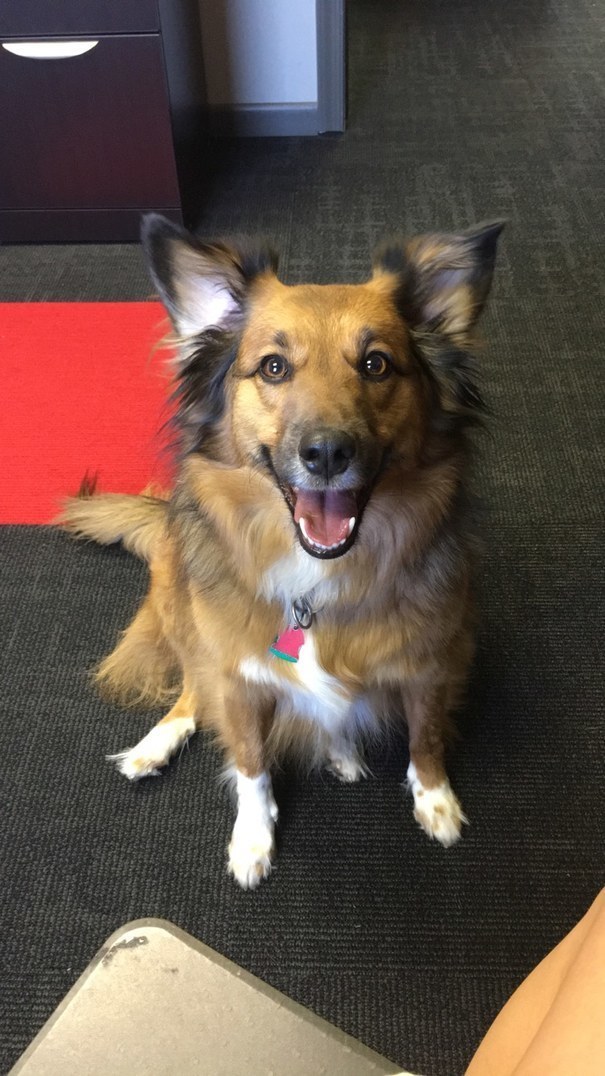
[269,597,314,665]
[291,596,314,629]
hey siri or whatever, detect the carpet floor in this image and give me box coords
[1,1,604,1073]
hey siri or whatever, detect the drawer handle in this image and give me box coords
[2,41,99,59]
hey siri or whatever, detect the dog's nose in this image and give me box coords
[299,428,356,481]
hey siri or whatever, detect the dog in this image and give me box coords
[58,213,503,888]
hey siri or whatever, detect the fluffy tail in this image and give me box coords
[56,476,168,562]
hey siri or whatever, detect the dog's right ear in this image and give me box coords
[141,214,278,338]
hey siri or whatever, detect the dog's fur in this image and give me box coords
[58,214,503,887]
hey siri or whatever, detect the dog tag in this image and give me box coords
[269,626,305,663]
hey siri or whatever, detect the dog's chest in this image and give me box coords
[240,631,351,731]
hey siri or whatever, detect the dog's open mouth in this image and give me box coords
[289,487,362,559]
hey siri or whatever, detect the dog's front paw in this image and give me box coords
[228,817,275,889]
[407,763,468,847]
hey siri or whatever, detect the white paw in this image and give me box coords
[108,750,163,781]
[107,717,195,782]
[227,770,278,888]
[267,791,279,821]
[228,818,275,889]
[407,762,468,847]
[327,750,368,783]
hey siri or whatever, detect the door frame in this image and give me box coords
[316,0,346,132]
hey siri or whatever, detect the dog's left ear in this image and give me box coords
[141,214,278,337]
[373,221,504,343]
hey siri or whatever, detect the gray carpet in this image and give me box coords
[2,1,604,1074]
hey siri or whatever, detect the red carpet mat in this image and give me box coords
[1,303,174,523]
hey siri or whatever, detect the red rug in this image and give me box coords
[1,302,174,524]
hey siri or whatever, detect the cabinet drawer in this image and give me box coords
[0,35,180,212]
[0,1,158,38]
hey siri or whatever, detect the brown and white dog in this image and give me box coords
[59,214,503,888]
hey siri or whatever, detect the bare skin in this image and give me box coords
[467,889,605,1075]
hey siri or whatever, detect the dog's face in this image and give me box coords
[143,215,503,560]
[230,274,428,558]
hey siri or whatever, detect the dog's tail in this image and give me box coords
[56,474,168,563]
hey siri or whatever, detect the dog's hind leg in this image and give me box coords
[108,686,197,781]
[326,736,368,782]
[95,576,179,708]
[403,680,467,847]
[325,696,376,782]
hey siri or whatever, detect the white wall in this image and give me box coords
[199,0,318,107]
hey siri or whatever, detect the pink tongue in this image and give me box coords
[293,489,357,547]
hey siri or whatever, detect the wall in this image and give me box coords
[198,0,318,108]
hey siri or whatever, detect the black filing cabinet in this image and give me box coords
[0,0,205,241]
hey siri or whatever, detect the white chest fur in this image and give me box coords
[239,632,351,734]
[258,546,343,619]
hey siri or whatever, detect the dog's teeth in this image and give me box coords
[300,517,353,553]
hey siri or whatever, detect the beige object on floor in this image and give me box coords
[11,919,419,1076]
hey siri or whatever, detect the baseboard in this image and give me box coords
[207,103,321,137]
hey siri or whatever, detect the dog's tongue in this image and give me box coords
[293,489,356,547]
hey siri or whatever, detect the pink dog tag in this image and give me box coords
[269,626,305,663]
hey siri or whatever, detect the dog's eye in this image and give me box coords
[359,351,392,380]
[259,354,290,382]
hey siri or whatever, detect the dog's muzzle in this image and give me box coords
[266,424,379,560]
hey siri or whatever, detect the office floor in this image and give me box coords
[1,1,604,1073]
